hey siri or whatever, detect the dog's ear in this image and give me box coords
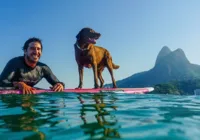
[76,31,81,40]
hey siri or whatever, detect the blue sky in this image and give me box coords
[0,0,200,88]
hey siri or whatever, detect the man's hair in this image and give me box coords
[22,37,43,51]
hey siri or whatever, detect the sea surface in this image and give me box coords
[0,92,200,140]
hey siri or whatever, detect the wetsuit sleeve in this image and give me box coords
[43,65,65,88]
[0,59,17,87]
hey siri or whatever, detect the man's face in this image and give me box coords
[25,41,42,63]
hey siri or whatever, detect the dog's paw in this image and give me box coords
[75,84,83,89]
[75,87,82,89]
[94,86,100,89]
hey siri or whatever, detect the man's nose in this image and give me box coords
[33,49,39,53]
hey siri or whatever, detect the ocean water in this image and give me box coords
[0,93,200,140]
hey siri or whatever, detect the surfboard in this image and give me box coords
[0,87,154,94]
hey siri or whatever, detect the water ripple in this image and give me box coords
[0,93,200,140]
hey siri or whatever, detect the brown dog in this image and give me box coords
[74,27,119,89]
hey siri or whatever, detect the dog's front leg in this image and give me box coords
[92,62,100,88]
[77,65,84,89]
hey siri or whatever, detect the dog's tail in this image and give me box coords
[112,63,120,69]
[105,50,120,69]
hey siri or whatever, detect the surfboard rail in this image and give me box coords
[0,87,154,94]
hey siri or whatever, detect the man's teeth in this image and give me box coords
[32,55,38,58]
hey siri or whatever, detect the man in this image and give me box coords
[0,37,64,94]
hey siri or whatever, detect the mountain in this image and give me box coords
[155,46,172,65]
[105,46,200,88]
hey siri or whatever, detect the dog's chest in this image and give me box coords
[80,50,89,57]
[76,50,92,64]
[79,52,91,62]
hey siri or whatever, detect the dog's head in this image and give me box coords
[76,27,101,44]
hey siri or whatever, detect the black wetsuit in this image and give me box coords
[0,56,64,89]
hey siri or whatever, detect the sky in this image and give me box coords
[0,0,200,88]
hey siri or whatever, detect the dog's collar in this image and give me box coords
[75,43,88,51]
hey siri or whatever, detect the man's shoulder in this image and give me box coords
[7,56,24,64]
[36,61,50,69]
[36,62,53,74]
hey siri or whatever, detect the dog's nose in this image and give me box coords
[98,33,101,37]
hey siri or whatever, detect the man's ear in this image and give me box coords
[24,50,27,55]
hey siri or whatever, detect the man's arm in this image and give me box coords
[43,65,65,88]
[0,59,17,87]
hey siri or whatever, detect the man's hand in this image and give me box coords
[13,82,36,94]
[50,83,64,92]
